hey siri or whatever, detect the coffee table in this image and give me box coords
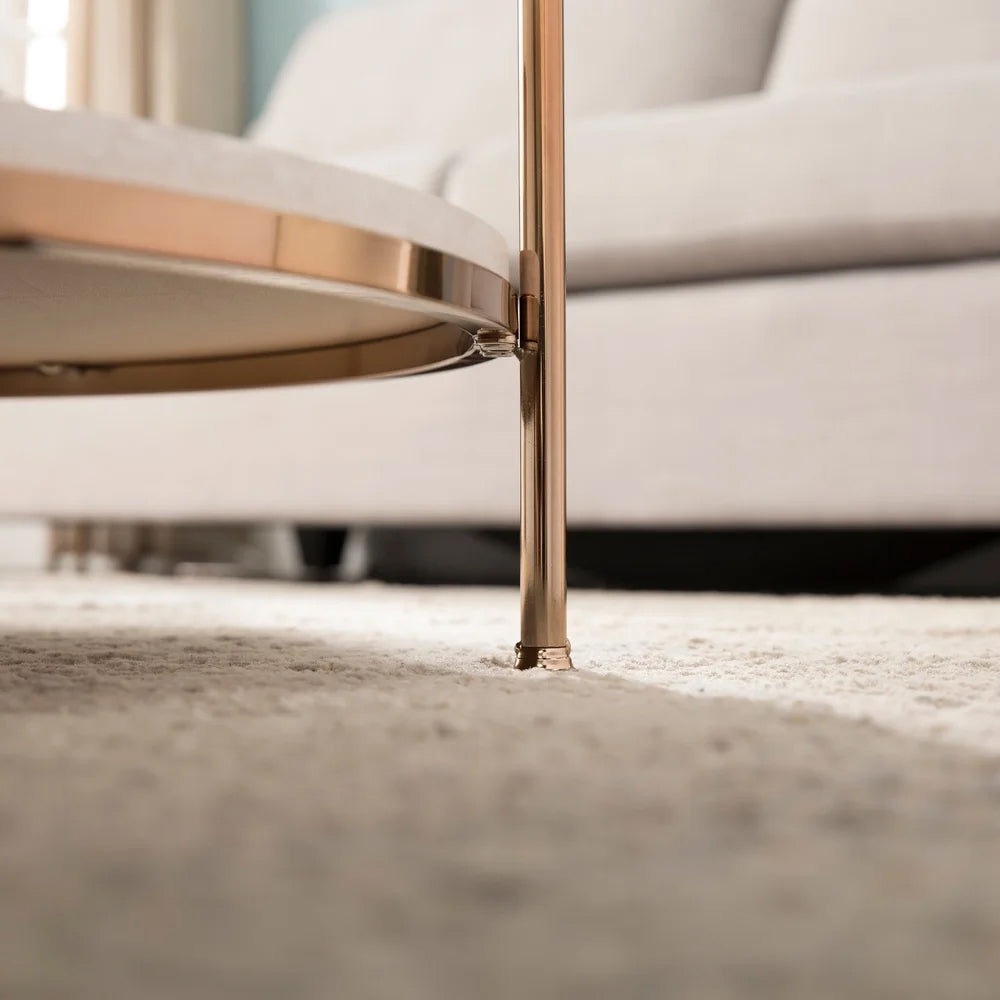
[0,0,572,670]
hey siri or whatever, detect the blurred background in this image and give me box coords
[2,0,999,593]
[0,0,364,130]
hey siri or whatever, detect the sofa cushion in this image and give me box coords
[770,0,1000,91]
[319,144,456,196]
[252,0,789,158]
[444,69,1000,289]
[4,259,1000,526]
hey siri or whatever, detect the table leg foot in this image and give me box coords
[514,642,574,672]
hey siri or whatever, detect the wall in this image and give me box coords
[247,0,372,123]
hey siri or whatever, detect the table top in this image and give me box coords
[0,107,514,396]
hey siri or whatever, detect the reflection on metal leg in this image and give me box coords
[515,0,573,671]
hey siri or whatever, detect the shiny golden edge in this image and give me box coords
[0,166,514,331]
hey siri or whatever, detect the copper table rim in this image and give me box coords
[0,165,514,394]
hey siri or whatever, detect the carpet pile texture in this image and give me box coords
[1,575,999,999]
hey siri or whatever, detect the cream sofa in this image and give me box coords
[2,0,1000,528]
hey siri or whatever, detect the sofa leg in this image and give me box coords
[514,0,572,671]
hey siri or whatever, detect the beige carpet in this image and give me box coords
[2,575,1000,1000]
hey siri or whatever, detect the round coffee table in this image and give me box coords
[0,0,572,671]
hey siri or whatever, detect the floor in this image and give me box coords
[1,575,999,999]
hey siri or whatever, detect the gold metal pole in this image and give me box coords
[514,0,573,671]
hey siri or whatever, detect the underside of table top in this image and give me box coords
[0,167,515,396]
